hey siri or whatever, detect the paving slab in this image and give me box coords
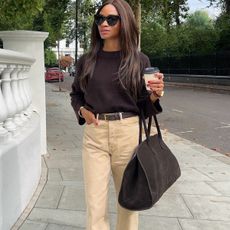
[179,219,230,230]
[35,184,64,209]
[213,155,230,165]
[46,181,85,187]
[177,168,213,182]
[182,195,230,221]
[28,208,86,228]
[142,194,193,218]
[206,181,230,196]
[44,157,80,169]
[139,216,182,230]
[58,187,86,211]
[46,223,83,230]
[195,166,230,181]
[46,128,66,136]
[47,135,78,142]
[19,220,47,230]
[47,147,81,157]
[47,168,63,181]
[167,181,221,195]
[172,151,228,168]
[47,140,77,149]
[60,168,83,181]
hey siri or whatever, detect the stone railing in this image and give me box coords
[0,30,48,230]
[0,49,35,142]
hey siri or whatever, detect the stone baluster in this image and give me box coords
[17,66,28,122]
[11,65,24,126]
[22,66,32,117]
[1,64,17,133]
[0,65,10,142]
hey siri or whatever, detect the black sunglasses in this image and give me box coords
[94,14,120,26]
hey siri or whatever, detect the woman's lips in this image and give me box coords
[100,29,110,35]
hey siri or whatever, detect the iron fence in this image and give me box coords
[149,51,230,76]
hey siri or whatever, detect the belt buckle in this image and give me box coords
[104,113,112,120]
[103,112,123,120]
[104,114,108,120]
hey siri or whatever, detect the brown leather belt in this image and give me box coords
[97,112,137,121]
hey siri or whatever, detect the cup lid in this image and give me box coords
[144,67,159,74]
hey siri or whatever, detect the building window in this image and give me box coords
[66,39,70,48]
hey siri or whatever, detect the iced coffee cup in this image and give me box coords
[143,67,160,90]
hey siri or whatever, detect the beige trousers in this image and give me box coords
[82,116,139,230]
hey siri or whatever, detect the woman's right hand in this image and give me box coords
[80,107,99,126]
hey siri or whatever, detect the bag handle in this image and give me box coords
[139,110,162,144]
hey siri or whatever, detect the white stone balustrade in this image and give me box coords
[0,64,9,142]
[0,31,48,230]
[0,30,49,155]
[0,49,35,139]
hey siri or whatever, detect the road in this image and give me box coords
[159,86,230,155]
[53,76,230,155]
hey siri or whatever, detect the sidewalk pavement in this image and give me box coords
[15,83,230,230]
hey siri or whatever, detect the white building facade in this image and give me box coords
[51,39,84,61]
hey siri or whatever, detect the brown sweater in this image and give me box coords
[70,50,162,125]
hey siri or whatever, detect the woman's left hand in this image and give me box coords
[147,72,164,97]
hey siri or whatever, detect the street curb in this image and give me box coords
[165,82,230,93]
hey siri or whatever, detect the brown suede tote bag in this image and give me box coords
[118,111,181,211]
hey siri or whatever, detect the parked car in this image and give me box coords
[45,67,64,82]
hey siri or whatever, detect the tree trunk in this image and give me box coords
[225,0,230,13]
[75,0,79,64]
[175,3,180,25]
[134,2,141,49]
[57,39,62,91]
[127,0,141,49]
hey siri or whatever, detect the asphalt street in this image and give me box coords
[159,86,230,155]
[53,76,230,155]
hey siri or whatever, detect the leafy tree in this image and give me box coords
[141,10,219,57]
[66,0,99,53]
[141,20,168,57]
[208,0,230,13]
[0,0,44,30]
[168,11,218,56]
[77,0,96,51]
[173,0,189,25]
[32,0,71,49]
[215,13,230,50]
[206,1,230,51]
[45,48,57,67]
[45,0,71,47]
[128,0,188,31]
[148,0,189,30]
[186,11,214,28]
[31,0,72,78]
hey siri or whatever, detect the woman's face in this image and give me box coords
[96,4,121,41]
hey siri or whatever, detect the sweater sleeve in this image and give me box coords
[137,53,163,117]
[70,55,86,125]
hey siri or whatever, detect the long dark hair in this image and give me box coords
[80,0,141,99]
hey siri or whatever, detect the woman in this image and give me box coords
[70,0,164,229]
